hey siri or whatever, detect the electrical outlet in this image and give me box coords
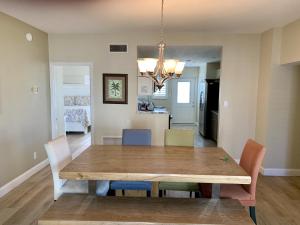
[33,152,37,160]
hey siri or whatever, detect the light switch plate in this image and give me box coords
[31,86,39,94]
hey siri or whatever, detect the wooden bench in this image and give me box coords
[38,195,254,225]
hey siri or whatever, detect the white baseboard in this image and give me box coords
[0,146,88,198]
[235,158,300,176]
[261,167,300,176]
[0,159,49,198]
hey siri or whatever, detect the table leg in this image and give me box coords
[115,190,123,196]
[88,180,96,194]
[212,184,220,198]
[151,182,159,197]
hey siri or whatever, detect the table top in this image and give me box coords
[60,145,251,184]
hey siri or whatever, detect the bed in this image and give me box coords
[64,96,91,133]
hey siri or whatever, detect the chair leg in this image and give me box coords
[122,190,125,196]
[159,190,163,197]
[146,191,151,197]
[195,192,200,198]
[164,190,166,196]
[190,191,192,198]
[249,206,257,224]
[108,189,116,196]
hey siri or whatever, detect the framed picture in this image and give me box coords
[103,73,128,104]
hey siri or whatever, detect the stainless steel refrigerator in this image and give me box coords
[199,79,220,138]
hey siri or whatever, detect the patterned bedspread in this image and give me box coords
[64,96,90,106]
[64,108,90,128]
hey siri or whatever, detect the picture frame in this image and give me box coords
[103,73,128,104]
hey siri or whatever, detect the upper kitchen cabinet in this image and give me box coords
[206,62,221,79]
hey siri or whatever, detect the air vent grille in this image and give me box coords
[102,136,122,145]
[109,44,128,53]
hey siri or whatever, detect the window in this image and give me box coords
[153,82,168,99]
[177,81,190,103]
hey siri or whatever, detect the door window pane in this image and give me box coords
[177,81,190,103]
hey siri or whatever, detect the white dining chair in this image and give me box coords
[44,135,109,200]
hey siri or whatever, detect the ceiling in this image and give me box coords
[0,0,300,34]
[138,46,222,66]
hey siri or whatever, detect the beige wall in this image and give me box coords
[49,32,260,158]
[256,28,300,169]
[0,13,51,187]
[281,19,300,65]
[255,30,273,145]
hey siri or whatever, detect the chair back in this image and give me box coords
[165,129,194,147]
[44,135,72,191]
[122,129,151,146]
[239,139,265,198]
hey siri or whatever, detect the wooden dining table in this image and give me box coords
[59,145,251,198]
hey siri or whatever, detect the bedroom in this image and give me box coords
[50,63,92,152]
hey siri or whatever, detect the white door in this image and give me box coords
[171,78,197,124]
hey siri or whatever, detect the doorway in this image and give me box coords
[50,63,93,154]
[137,46,222,147]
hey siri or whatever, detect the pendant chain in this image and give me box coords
[160,0,164,43]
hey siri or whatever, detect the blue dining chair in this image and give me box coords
[110,129,152,197]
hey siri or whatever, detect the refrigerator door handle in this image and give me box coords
[200,92,204,110]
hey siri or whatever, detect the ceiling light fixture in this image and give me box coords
[137,0,185,90]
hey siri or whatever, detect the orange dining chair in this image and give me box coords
[199,139,265,224]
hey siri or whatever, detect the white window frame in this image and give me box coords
[152,82,168,99]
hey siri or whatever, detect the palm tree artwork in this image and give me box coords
[109,80,122,98]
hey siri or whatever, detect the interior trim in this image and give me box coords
[0,159,49,198]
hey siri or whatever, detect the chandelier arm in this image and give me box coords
[161,76,172,84]
[148,73,160,84]
[152,69,159,79]
[138,73,160,84]
[139,73,160,86]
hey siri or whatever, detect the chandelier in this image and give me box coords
[137,0,185,90]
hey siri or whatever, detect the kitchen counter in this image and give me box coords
[137,107,172,129]
[130,113,169,145]
[137,107,169,114]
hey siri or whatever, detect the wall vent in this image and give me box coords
[102,136,122,145]
[109,44,128,53]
